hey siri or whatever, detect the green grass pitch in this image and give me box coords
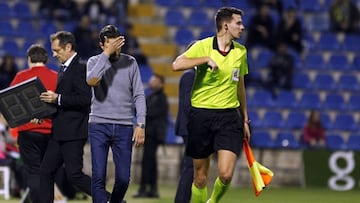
[2,184,358,203]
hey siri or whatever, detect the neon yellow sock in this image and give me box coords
[209,177,230,203]
[191,183,208,203]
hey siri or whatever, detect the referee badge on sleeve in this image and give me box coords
[232,68,239,82]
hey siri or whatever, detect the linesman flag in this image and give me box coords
[243,139,274,196]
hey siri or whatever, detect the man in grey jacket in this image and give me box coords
[86,24,146,203]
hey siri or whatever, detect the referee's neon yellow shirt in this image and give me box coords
[184,37,248,109]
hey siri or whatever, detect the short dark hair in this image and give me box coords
[27,44,48,64]
[50,31,76,50]
[215,7,244,32]
[99,25,120,44]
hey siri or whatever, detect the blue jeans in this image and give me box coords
[89,123,133,203]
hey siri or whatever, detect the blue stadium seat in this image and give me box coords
[0,22,16,36]
[304,53,325,69]
[188,10,210,27]
[269,10,281,27]
[338,74,359,91]
[327,53,349,70]
[261,111,284,129]
[22,39,41,54]
[346,134,360,151]
[22,39,36,50]
[255,49,273,68]
[165,114,183,144]
[227,1,253,9]
[248,110,261,128]
[13,1,33,19]
[16,21,39,39]
[245,89,256,110]
[282,0,298,10]
[326,134,347,150]
[44,40,53,55]
[274,131,300,149]
[39,21,58,37]
[63,21,77,32]
[276,90,297,109]
[246,69,263,88]
[322,0,333,11]
[347,95,360,111]
[250,131,274,149]
[293,73,312,89]
[1,40,23,57]
[313,73,336,90]
[203,0,224,8]
[308,13,329,31]
[139,64,153,83]
[299,92,321,109]
[300,0,321,12]
[178,0,201,7]
[285,112,307,129]
[320,112,332,130]
[316,32,340,51]
[174,28,195,46]
[331,113,357,131]
[342,34,360,52]
[289,49,302,69]
[251,89,274,108]
[47,60,60,71]
[155,0,177,7]
[323,93,346,110]
[165,124,180,144]
[242,12,252,28]
[198,29,215,39]
[247,54,256,69]
[164,9,186,27]
[0,2,14,18]
[303,33,317,51]
[352,55,360,71]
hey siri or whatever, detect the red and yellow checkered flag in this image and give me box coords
[243,139,274,196]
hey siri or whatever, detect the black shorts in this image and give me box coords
[186,107,244,159]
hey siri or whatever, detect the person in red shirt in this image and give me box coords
[302,110,326,148]
[10,44,57,202]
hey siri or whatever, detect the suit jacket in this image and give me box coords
[145,89,169,144]
[175,68,195,137]
[52,55,91,141]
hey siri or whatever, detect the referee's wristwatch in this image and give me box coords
[137,123,145,129]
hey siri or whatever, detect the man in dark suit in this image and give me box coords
[174,68,195,203]
[133,74,169,198]
[174,41,197,203]
[39,31,92,203]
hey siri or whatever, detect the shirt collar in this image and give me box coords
[63,52,77,67]
[212,36,235,51]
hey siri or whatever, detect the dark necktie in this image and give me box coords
[58,64,66,80]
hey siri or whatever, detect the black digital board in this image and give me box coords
[0,77,57,128]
